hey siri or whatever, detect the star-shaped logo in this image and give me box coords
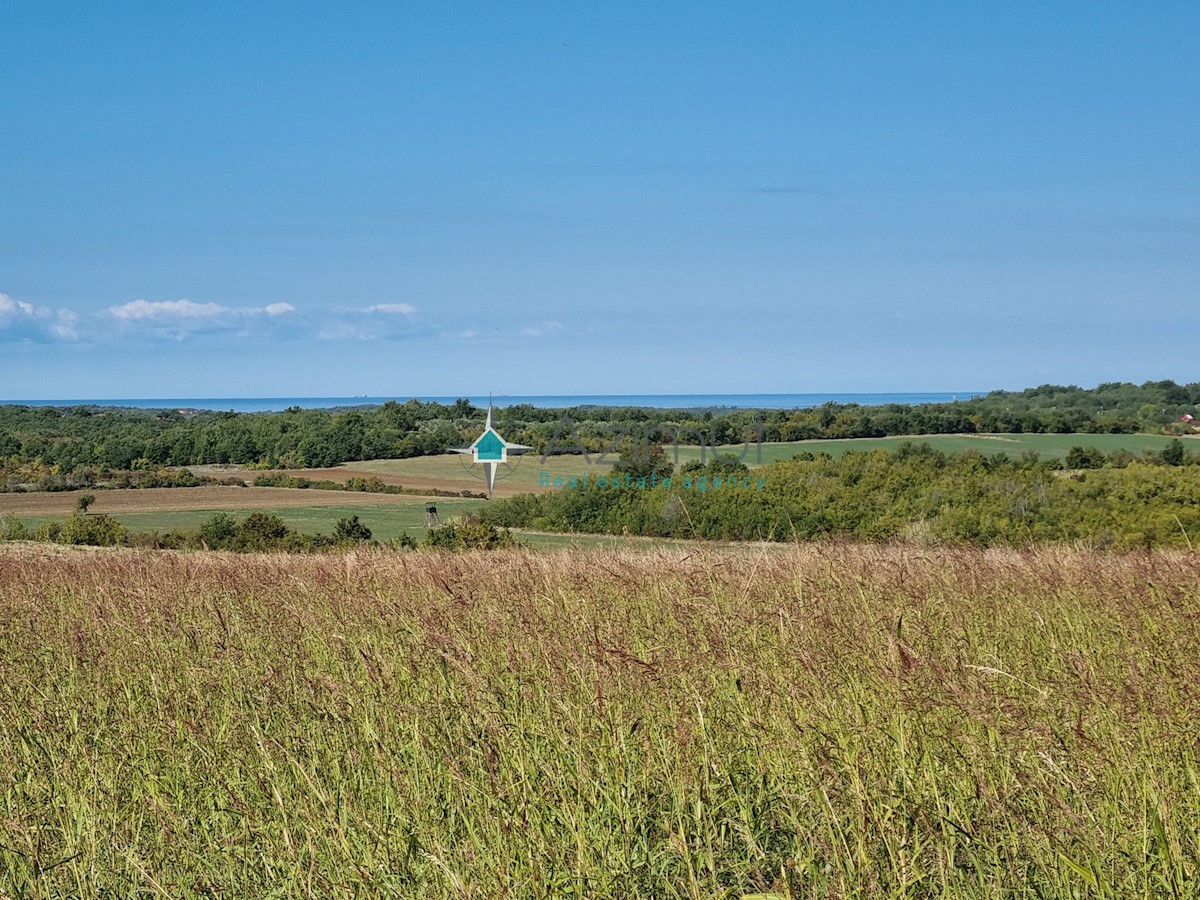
[450,401,532,499]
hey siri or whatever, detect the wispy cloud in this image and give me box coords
[108,298,295,322]
[105,298,297,339]
[447,320,566,343]
[519,320,564,337]
[0,292,79,342]
[3,290,424,346]
[360,303,416,315]
[317,302,421,340]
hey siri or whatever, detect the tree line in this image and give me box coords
[1,380,1197,482]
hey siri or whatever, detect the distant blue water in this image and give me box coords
[2,392,984,412]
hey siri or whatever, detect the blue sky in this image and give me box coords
[2,1,1197,398]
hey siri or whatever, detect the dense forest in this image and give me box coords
[481,442,1200,549]
[1,381,1198,485]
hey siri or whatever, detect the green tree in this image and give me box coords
[1065,446,1106,470]
[610,441,674,481]
[334,515,373,543]
[1138,403,1164,431]
[680,453,750,476]
[424,520,515,550]
[1,516,29,541]
[235,513,291,550]
[1162,439,1186,467]
[58,513,127,546]
[198,513,238,549]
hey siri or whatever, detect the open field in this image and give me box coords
[0,486,427,518]
[99,501,485,543]
[319,433,1189,493]
[753,431,1193,462]
[0,488,482,543]
[2,543,1198,896]
[177,434,1196,501]
[326,452,616,496]
[0,487,677,549]
[1,432,1187,547]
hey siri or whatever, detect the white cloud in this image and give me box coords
[105,298,297,339]
[0,292,79,342]
[50,309,79,341]
[108,298,295,321]
[0,293,36,318]
[109,299,223,321]
[361,303,416,315]
[3,290,424,347]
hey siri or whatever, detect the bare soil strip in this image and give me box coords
[0,486,427,517]
[280,467,526,496]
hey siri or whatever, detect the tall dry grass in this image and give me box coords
[1,542,1198,897]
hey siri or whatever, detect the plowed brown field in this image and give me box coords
[279,468,497,496]
[0,486,422,517]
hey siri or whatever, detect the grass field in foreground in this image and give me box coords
[2,544,1198,897]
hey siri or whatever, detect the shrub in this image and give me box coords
[680,453,750,476]
[1162,439,1186,466]
[424,521,517,550]
[334,515,373,543]
[34,520,62,542]
[235,513,290,550]
[57,513,127,547]
[386,533,418,550]
[196,514,236,550]
[1065,446,1106,469]
[1,516,29,541]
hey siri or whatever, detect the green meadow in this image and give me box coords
[113,500,482,542]
[5,499,682,551]
[6,499,478,543]
[340,432,1189,488]
[741,432,1189,462]
[3,544,1198,897]
[341,451,615,490]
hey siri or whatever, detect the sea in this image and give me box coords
[2,392,984,412]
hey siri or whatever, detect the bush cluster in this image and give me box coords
[423,519,517,550]
[2,513,128,547]
[252,471,483,499]
[2,510,514,554]
[484,442,1200,548]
